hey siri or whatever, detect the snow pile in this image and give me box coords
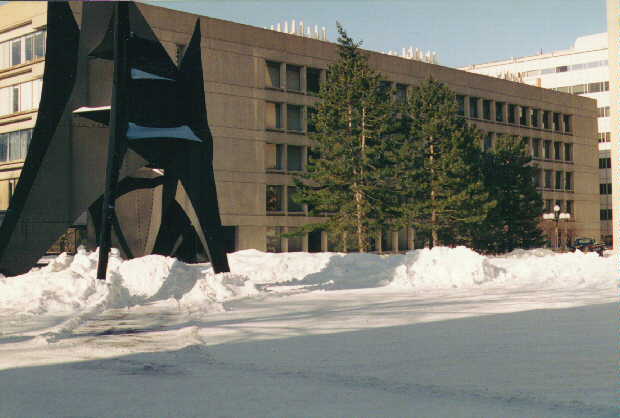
[0,248,257,316]
[0,246,614,317]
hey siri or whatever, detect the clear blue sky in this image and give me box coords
[141,0,607,67]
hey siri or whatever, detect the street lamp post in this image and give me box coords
[543,204,571,250]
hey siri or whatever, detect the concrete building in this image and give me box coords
[461,33,612,245]
[0,1,600,253]
[607,0,619,252]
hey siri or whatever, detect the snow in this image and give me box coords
[0,247,617,417]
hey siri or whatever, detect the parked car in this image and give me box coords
[568,237,605,256]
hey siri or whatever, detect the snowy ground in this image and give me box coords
[0,247,617,417]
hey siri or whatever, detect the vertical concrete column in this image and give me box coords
[302,233,309,252]
[281,103,288,131]
[301,66,307,94]
[279,63,285,89]
[558,113,564,132]
[463,95,470,118]
[489,100,496,121]
[408,227,415,250]
[534,109,542,127]
[502,102,508,123]
[321,230,328,252]
[282,227,289,252]
[391,231,398,253]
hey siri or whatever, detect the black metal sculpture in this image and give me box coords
[0,2,230,277]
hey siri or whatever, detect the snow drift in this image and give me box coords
[0,246,614,316]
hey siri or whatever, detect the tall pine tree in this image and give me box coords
[396,78,495,247]
[294,24,398,252]
[474,135,544,252]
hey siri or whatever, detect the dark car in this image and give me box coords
[569,237,605,256]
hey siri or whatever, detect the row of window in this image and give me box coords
[597,106,610,118]
[266,185,304,213]
[0,128,32,163]
[600,183,612,195]
[599,157,611,169]
[265,102,310,131]
[521,60,608,78]
[600,209,613,221]
[534,169,573,191]
[524,137,572,161]
[0,78,42,117]
[266,143,305,172]
[598,132,611,143]
[457,96,572,133]
[267,226,413,253]
[544,199,574,215]
[0,30,46,70]
[266,61,323,94]
[552,81,609,95]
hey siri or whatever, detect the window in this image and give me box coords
[286,65,301,91]
[395,84,407,103]
[555,171,563,190]
[531,108,539,127]
[469,97,479,118]
[307,67,321,94]
[587,81,609,93]
[556,65,568,73]
[562,115,571,133]
[287,104,303,131]
[600,183,612,195]
[483,132,493,151]
[287,145,303,171]
[11,39,21,66]
[544,199,552,212]
[307,106,317,132]
[522,136,530,153]
[598,132,611,143]
[482,100,491,120]
[599,157,611,169]
[532,138,541,158]
[572,84,586,95]
[266,226,283,252]
[600,209,612,220]
[34,32,45,58]
[566,200,573,215]
[544,170,552,188]
[520,106,528,126]
[532,167,542,188]
[495,102,504,122]
[554,142,562,160]
[0,129,32,163]
[564,143,573,162]
[24,35,33,62]
[543,140,551,159]
[266,61,281,88]
[456,95,465,116]
[508,104,516,123]
[552,112,561,131]
[565,172,573,191]
[0,79,44,117]
[543,111,551,129]
[265,102,282,129]
[266,185,284,212]
[598,106,610,117]
[265,143,284,170]
[287,186,304,213]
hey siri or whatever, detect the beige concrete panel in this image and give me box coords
[207,91,259,131]
[212,136,263,173]
[237,225,266,251]
[204,48,256,87]
[217,181,263,217]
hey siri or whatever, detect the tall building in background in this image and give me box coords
[461,34,612,246]
[607,0,619,252]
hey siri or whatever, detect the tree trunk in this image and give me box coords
[430,141,438,247]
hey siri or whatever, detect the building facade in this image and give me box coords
[0,1,600,253]
[461,33,612,245]
[607,0,620,252]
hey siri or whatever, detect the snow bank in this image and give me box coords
[0,246,614,317]
[0,248,257,316]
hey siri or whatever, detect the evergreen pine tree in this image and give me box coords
[474,135,545,252]
[396,78,495,247]
[294,24,398,252]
